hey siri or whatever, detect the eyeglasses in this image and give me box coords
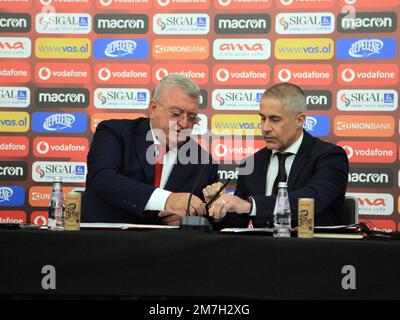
[154,100,200,125]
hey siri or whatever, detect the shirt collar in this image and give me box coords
[272,131,304,156]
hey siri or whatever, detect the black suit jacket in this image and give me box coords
[234,131,349,227]
[82,117,218,224]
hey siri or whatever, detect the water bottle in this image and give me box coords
[48,177,65,231]
[273,181,291,238]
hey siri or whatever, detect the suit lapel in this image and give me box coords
[136,119,156,185]
[253,147,271,195]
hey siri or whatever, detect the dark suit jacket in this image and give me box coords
[82,117,218,224]
[234,131,349,227]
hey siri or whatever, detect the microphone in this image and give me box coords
[180,139,213,232]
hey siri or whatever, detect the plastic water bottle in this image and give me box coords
[273,182,291,238]
[48,177,65,231]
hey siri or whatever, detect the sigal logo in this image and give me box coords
[153,38,209,60]
[36,0,92,10]
[96,0,151,10]
[303,115,329,137]
[276,0,335,8]
[35,63,90,84]
[212,89,263,110]
[0,0,32,9]
[337,89,397,111]
[275,64,333,86]
[338,12,397,33]
[213,38,271,60]
[213,64,269,86]
[338,64,398,86]
[153,14,210,35]
[94,14,148,34]
[348,168,392,188]
[154,0,210,9]
[275,38,334,60]
[215,0,271,9]
[0,62,30,83]
[0,186,25,206]
[337,141,396,163]
[0,37,31,58]
[33,137,89,159]
[32,112,87,133]
[32,161,87,183]
[347,192,393,216]
[276,13,334,34]
[304,90,332,110]
[0,86,30,108]
[0,13,31,33]
[0,111,29,133]
[214,14,270,34]
[91,113,145,133]
[339,0,400,8]
[334,115,394,137]
[0,136,29,157]
[0,211,26,224]
[0,161,27,181]
[152,64,208,85]
[35,88,89,108]
[336,38,396,59]
[36,13,91,34]
[94,88,149,109]
[93,39,148,59]
[95,64,150,84]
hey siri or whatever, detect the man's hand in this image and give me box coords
[158,211,182,226]
[208,193,252,220]
[165,192,206,217]
[202,182,225,204]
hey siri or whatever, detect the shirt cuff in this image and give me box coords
[249,197,257,217]
[144,188,172,212]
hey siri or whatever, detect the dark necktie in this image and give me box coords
[272,152,293,195]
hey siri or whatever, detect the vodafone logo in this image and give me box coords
[280,0,293,5]
[218,0,231,6]
[274,64,333,85]
[341,68,356,83]
[32,214,47,226]
[216,68,230,82]
[95,64,150,85]
[36,141,50,155]
[344,0,357,4]
[338,64,398,86]
[98,68,111,81]
[214,143,228,157]
[157,0,170,6]
[99,0,113,6]
[213,64,269,85]
[152,64,208,85]
[33,137,88,159]
[38,67,51,81]
[342,145,354,159]
[40,0,53,4]
[338,141,396,163]
[155,68,169,81]
[278,68,292,82]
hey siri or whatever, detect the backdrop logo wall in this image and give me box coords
[32,112,87,133]
[153,14,210,35]
[0,186,25,206]
[0,37,31,58]
[303,115,330,137]
[0,162,27,181]
[35,88,90,108]
[94,14,149,34]
[0,136,29,157]
[212,89,263,110]
[0,13,31,33]
[337,89,397,111]
[35,63,90,84]
[336,38,397,59]
[304,90,332,110]
[338,12,397,33]
[338,141,396,163]
[348,168,393,188]
[95,64,150,84]
[214,14,271,34]
[275,64,333,85]
[276,12,334,34]
[93,38,149,59]
[0,62,30,83]
[33,137,89,159]
[212,64,270,86]
[32,161,87,183]
[152,64,208,85]
[94,88,150,109]
[0,86,30,108]
[213,38,271,60]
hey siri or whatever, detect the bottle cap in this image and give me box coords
[278,182,287,188]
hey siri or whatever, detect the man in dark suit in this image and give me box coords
[204,83,349,227]
[82,74,218,225]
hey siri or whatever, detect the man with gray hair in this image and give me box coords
[83,74,218,225]
[203,83,349,227]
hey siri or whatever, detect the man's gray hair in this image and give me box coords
[262,82,306,114]
[153,74,200,101]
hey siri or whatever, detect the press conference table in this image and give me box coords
[1,227,400,300]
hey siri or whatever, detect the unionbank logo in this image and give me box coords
[304,90,332,110]
[153,39,209,60]
[94,88,149,109]
[0,13,31,33]
[276,13,334,34]
[337,89,397,111]
[93,39,148,59]
[154,14,209,35]
[335,115,394,137]
[29,187,75,208]
[276,0,335,8]
[152,64,208,85]
[338,12,397,33]
[212,89,263,111]
[275,64,333,86]
[35,88,89,108]
[337,141,396,163]
[35,38,91,59]
[213,64,269,86]
[0,87,30,108]
[213,38,271,60]
[0,112,29,132]
[95,64,150,85]
[36,13,91,34]
[32,161,87,183]
[303,115,329,137]
[338,64,398,86]
[275,38,334,60]
[215,14,270,34]
[211,114,262,136]
[32,112,87,133]
[346,192,393,216]
[33,137,89,159]
[0,186,25,206]
[336,38,396,59]
[96,0,152,10]
[0,162,27,181]
[0,136,29,157]
[215,0,271,9]
[348,168,393,189]
[35,63,90,84]
[0,62,30,83]
[0,37,31,58]
[94,14,148,34]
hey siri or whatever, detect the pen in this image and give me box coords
[205,178,232,211]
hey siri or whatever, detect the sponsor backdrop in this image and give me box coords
[0,0,399,231]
